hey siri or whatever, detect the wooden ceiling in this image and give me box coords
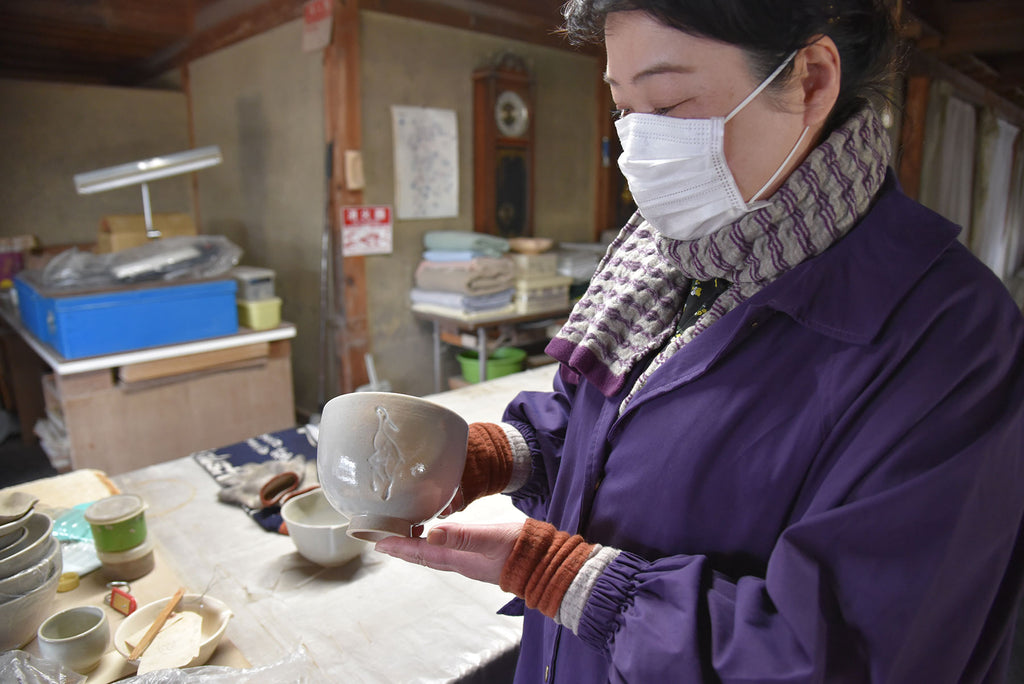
[0,0,1021,110]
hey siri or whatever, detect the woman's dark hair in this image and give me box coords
[561,0,902,135]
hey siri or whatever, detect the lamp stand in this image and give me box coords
[140,182,161,238]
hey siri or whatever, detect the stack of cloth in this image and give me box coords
[411,231,516,317]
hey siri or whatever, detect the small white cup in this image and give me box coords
[37,605,110,674]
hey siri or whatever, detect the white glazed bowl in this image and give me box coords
[0,513,53,578]
[37,605,110,674]
[0,536,61,602]
[281,489,368,566]
[0,550,60,650]
[114,593,232,668]
[317,392,468,541]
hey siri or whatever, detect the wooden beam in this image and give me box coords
[138,0,306,81]
[359,0,592,54]
[897,74,931,201]
[324,0,370,395]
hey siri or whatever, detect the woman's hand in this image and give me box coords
[375,522,523,585]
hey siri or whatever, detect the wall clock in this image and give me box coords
[473,53,535,237]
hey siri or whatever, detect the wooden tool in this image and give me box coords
[129,587,185,661]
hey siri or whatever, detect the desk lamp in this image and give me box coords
[73,146,223,238]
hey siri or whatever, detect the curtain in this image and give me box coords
[970,112,1020,280]
[919,81,978,244]
[1004,134,1024,308]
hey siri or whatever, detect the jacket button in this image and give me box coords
[545,665,550,682]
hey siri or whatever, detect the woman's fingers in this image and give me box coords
[376,522,523,585]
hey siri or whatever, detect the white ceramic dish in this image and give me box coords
[0,536,61,603]
[113,593,232,669]
[317,392,468,541]
[37,605,110,674]
[281,489,368,566]
[0,551,60,650]
[0,512,53,577]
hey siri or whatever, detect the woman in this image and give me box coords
[378,1,1024,681]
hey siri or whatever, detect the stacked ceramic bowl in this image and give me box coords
[0,497,62,650]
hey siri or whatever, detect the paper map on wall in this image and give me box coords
[391,106,458,220]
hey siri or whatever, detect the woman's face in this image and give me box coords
[604,11,812,201]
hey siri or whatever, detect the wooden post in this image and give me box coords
[593,65,614,242]
[898,73,932,201]
[324,0,370,395]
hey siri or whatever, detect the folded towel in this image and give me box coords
[410,288,514,312]
[424,231,509,257]
[415,257,515,295]
[422,250,488,262]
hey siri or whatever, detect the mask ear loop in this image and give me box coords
[725,50,798,124]
[722,50,805,203]
[749,125,811,202]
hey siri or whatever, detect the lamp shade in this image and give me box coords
[74,146,223,195]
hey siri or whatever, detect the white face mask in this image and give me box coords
[615,52,809,241]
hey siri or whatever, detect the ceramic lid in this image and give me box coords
[85,494,146,525]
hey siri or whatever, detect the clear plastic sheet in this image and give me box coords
[0,650,86,684]
[118,647,318,683]
[39,236,242,292]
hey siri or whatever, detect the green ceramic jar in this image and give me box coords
[84,494,147,553]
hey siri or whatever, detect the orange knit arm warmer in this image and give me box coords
[460,422,515,506]
[499,518,596,619]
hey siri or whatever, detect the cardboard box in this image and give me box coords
[54,341,295,475]
[97,213,197,253]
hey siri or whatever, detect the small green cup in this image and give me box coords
[84,494,147,553]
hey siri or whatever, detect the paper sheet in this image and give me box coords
[391,106,459,220]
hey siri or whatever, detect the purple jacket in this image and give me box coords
[502,174,1024,683]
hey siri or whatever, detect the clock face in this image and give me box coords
[495,90,530,139]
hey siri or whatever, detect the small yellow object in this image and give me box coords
[57,572,80,592]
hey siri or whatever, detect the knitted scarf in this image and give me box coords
[546,106,892,401]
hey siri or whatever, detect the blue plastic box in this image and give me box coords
[14,274,239,359]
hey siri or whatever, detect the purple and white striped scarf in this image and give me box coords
[547,106,891,399]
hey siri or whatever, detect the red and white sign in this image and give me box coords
[342,206,393,256]
[302,0,333,52]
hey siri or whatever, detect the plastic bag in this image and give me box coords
[39,236,242,292]
[117,647,319,683]
[0,651,86,684]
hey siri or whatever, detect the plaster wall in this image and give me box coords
[0,79,191,245]
[189,20,326,416]
[360,11,600,397]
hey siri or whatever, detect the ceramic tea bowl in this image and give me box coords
[317,392,468,541]
[37,605,110,674]
[281,488,368,566]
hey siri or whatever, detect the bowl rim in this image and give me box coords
[0,513,53,574]
[0,536,61,599]
[280,489,349,532]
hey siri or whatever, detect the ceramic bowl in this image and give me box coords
[281,489,368,566]
[0,512,53,578]
[113,593,232,669]
[317,392,469,541]
[0,536,61,602]
[37,605,110,674]
[0,525,28,553]
[0,551,60,650]
[0,507,34,538]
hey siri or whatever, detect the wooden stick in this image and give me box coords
[129,587,185,661]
